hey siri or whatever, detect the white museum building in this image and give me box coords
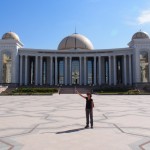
[0,31,150,87]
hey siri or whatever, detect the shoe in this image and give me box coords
[85,125,89,128]
[91,126,93,129]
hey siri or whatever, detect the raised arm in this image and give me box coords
[76,90,86,99]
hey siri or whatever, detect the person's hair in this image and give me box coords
[87,92,92,98]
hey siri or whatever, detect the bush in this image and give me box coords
[128,89,140,95]
[12,88,58,94]
[94,87,130,93]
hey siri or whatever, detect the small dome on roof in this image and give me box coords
[58,33,94,50]
[132,31,149,40]
[2,32,20,41]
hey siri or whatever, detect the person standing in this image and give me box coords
[76,90,94,129]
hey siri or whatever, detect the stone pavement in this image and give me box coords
[0,94,150,150]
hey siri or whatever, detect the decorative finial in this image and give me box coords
[75,26,77,34]
[74,26,77,49]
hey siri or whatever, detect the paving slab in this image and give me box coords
[0,94,150,150]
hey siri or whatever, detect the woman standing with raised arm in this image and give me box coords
[76,90,94,129]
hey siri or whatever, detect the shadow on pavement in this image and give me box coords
[56,128,85,134]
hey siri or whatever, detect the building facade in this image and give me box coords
[0,31,150,86]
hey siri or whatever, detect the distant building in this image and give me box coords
[0,31,150,86]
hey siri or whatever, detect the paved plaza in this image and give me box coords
[0,94,150,150]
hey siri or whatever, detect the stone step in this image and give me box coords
[1,87,16,95]
[0,86,8,94]
[59,87,92,94]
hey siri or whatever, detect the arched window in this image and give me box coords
[140,51,149,82]
[2,51,12,83]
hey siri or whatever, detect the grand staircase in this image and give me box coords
[59,86,92,94]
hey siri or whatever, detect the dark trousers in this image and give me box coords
[85,109,93,126]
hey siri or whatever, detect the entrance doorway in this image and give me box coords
[72,58,79,85]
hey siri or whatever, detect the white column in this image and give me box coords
[25,55,28,85]
[19,55,23,85]
[129,54,132,85]
[124,55,127,85]
[40,56,43,85]
[113,55,116,85]
[50,57,53,85]
[134,51,140,83]
[109,56,111,85]
[98,56,101,85]
[80,57,82,85]
[84,56,86,85]
[55,57,58,85]
[65,57,67,85]
[70,57,72,85]
[35,56,38,85]
[94,56,96,85]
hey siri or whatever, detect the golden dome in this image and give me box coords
[58,33,94,50]
[2,32,20,41]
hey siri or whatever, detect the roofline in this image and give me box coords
[19,47,133,53]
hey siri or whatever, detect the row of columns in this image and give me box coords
[19,54,132,86]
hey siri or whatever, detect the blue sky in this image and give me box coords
[1,0,150,49]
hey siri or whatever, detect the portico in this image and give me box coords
[19,52,132,86]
